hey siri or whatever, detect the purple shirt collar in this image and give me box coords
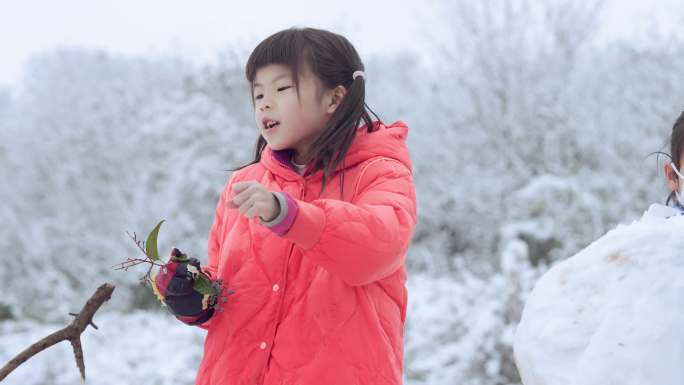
[271,148,298,172]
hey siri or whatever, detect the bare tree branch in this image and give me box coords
[0,283,116,382]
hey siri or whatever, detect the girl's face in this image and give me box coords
[664,153,684,195]
[253,63,345,163]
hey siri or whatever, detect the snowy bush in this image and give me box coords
[405,236,543,385]
[0,48,254,322]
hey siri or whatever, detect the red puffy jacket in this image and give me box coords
[195,120,417,385]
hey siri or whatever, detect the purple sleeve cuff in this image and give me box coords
[260,191,298,236]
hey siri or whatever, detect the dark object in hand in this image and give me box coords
[151,248,221,325]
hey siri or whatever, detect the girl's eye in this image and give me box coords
[254,86,291,101]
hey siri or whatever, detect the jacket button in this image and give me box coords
[260,341,267,350]
[272,284,280,292]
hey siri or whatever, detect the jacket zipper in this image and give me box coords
[259,178,307,384]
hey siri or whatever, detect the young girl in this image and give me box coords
[642,110,684,219]
[189,27,416,385]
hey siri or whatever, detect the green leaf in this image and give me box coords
[193,275,216,295]
[145,219,165,261]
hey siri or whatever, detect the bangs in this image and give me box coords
[245,28,313,101]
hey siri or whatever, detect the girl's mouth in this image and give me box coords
[265,121,280,130]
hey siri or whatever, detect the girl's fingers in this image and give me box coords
[239,196,258,216]
[240,193,270,218]
[232,181,254,194]
[226,181,270,219]
[230,184,258,207]
[226,193,244,209]
[244,201,261,219]
[246,200,267,219]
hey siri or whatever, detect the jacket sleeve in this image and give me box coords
[281,158,417,286]
[259,191,299,236]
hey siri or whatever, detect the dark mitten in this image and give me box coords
[150,248,218,325]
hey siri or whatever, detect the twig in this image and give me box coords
[111,231,164,281]
[0,283,116,382]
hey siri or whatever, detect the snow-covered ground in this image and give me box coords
[514,204,684,385]
[2,267,537,385]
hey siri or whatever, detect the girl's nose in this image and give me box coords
[259,95,273,111]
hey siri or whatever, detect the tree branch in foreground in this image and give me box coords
[0,283,116,382]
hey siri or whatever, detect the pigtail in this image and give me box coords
[314,71,382,197]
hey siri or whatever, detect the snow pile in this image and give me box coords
[514,204,684,385]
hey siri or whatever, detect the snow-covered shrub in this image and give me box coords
[0,49,254,322]
[405,234,543,385]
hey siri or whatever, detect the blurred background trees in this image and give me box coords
[2,1,683,383]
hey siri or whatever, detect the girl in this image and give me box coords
[192,27,417,385]
[643,110,684,219]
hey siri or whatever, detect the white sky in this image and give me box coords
[0,0,682,88]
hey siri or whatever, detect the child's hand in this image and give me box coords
[228,181,280,221]
[151,248,219,326]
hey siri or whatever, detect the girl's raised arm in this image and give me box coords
[281,158,417,286]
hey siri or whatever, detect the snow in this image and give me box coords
[514,203,684,385]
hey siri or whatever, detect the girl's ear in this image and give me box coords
[665,162,678,192]
[325,85,347,114]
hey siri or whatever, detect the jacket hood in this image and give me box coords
[260,120,411,182]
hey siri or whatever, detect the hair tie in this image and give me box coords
[352,70,366,80]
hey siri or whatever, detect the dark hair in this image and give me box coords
[665,111,684,206]
[228,27,382,196]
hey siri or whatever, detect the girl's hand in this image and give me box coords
[227,181,280,221]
